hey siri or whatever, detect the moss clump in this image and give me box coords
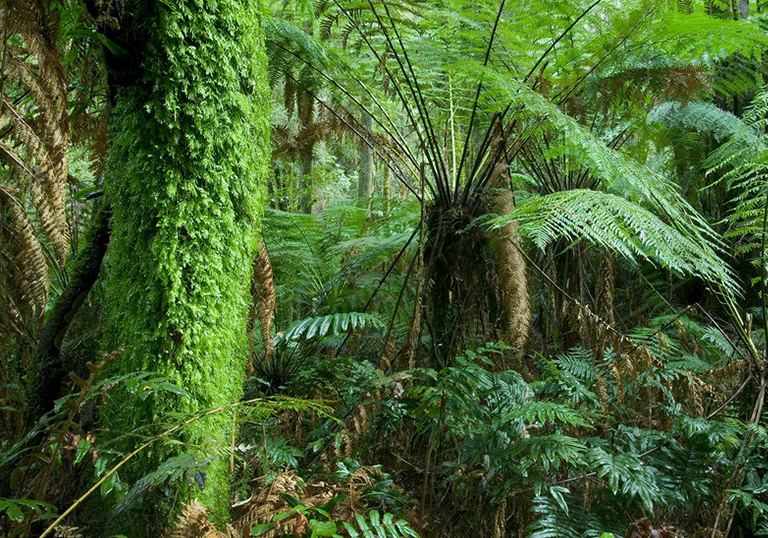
[101,0,270,526]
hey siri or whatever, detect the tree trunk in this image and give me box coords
[26,201,111,422]
[739,0,749,18]
[298,88,314,214]
[382,160,391,213]
[97,0,270,527]
[492,190,531,362]
[358,109,373,198]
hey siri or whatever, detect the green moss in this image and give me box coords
[101,0,270,526]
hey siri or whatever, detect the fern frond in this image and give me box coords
[509,401,591,429]
[0,187,50,339]
[527,495,613,538]
[284,312,385,341]
[649,100,755,144]
[586,446,660,508]
[489,189,737,297]
[342,511,419,538]
[552,347,597,381]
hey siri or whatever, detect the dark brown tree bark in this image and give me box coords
[26,202,111,422]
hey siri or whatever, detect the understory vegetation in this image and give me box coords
[5,1,768,537]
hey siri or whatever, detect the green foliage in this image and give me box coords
[101,0,271,523]
[251,499,418,538]
[284,312,385,342]
[342,511,419,538]
[0,498,56,538]
[9,1,768,537]
[491,189,737,296]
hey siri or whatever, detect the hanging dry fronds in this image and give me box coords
[0,187,50,340]
[595,249,615,329]
[166,499,239,538]
[0,0,71,264]
[0,0,72,353]
[491,497,508,538]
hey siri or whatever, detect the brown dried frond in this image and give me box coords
[610,360,625,407]
[0,0,71,264]
[379,338,398,372]
[595,250,615,327]
[492,497,508,538]
[284,76,296,118]
[90,109,110,179]
[638,344,655,373]
[329,430,353,460]
[679,370,706,416]
[233,472,302,538]
[346,465,385,510]
[493,189,531,363]
[709,359,747,385]
[53,525,83,538]
[623,517,684,538]
[595,374,609,415]
[623,353,637,380]
[351,399,369,437]
[594,250,615,361]
[0,187,50,339]
[0,138,69,269]
[166,499,236,538]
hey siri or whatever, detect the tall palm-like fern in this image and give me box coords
[278,0,750,368]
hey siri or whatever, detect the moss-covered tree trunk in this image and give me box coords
[98,0,269,524]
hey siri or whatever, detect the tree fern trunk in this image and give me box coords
[493,190,531,362]
[26,201,111,422]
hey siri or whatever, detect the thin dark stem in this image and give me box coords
[455,0,507,199]
[524,0,602,83]
[380,1,450,194]
[293,79,424,200]
[334,226,419,355]
[364,0,446,199]
[333,0,440,197]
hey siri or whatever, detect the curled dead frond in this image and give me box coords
[166,499,238,538]
[233,472,302,538]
